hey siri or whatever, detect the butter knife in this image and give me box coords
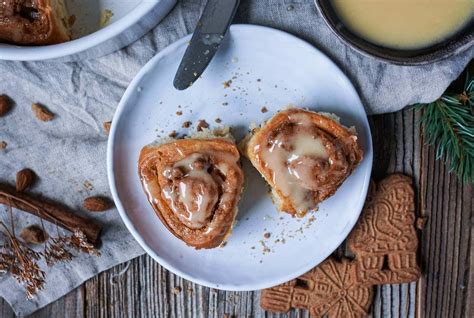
[173,0,240,90]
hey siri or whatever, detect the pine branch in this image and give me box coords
[417,73,474,184]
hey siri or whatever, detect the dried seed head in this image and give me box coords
[32,103,54,121]
[16,168,36,192]
[20,225,48,244]
[0,94,11,116]
[83,196,113,212]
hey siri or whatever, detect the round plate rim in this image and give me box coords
[107,24,373,291]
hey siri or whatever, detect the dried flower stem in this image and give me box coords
[0,189,101,299]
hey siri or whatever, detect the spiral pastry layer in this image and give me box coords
[243,108,363,217]
[139,137,244,249]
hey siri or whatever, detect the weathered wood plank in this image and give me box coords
[0,108,471,318]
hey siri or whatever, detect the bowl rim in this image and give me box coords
[314,0,474,65]
[0,0,158,61]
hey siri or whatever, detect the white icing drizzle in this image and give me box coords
[162,153,219,229]
[257,113,331,214]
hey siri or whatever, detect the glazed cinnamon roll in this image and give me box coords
[242,108,363,217]
[0,0,71,45]
[138,130,244,249]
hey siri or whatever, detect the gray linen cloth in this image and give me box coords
[0,0,472,315]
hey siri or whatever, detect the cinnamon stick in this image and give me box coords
[0,183,102,244]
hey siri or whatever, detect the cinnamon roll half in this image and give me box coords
[138,130,244,249]
[242,108,363,217]
[0,0,71,45]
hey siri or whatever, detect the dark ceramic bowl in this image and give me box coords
[315,0,474,65]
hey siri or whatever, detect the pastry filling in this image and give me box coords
[256,112,351,214]
[162,153,227,229]
[0,0,40,21]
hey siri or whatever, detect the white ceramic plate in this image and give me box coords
[108,24,373,291]
[0,0,176,61]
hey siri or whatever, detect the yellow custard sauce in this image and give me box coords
[332,0,474,49]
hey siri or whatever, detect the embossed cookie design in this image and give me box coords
[261,258,373,318]
[348,174,420,285]
[261,174,421,317]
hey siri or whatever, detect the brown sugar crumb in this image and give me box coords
[0,141,7,150]
[196,120,209,132]
[176,111,183,116]
[168,130,178,138]
[263,232,271,239]
[182,121,192,128]
[215,118,222,123]
[261,106,268,113]
[223,80,232,88]
[171,286,182,295]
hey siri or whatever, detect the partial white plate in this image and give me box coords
[0,0,176,61]
[108,24,373,291]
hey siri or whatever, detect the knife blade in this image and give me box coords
[173,0,240,90]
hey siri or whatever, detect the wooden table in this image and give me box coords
[1,107,472,317]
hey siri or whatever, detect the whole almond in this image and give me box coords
[103,121,112,134]
[32,103,54,121]
[16,168,36,192]
[20,225,48,244]
[84,196,113,212]
[0,94,11,116]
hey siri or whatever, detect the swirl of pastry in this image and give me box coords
[139,137,244,249]
[242,108,363,217]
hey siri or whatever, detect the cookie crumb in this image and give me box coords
[261,106,268,113]
[103,121,112,134]
[263,232,271,239]
[416,217,427,230]
[176,111,183,116]
[196,120,209,132]
[83,180,94,191]
[168,130,178,138]
[223,80,232,88]
[171,286,182,295]
[0,141,7,150]
[182,121,192,128]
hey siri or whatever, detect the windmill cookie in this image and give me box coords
[261,258,373,318]
[348,174,420,285]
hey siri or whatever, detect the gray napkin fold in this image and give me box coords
[0,0,472,315]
